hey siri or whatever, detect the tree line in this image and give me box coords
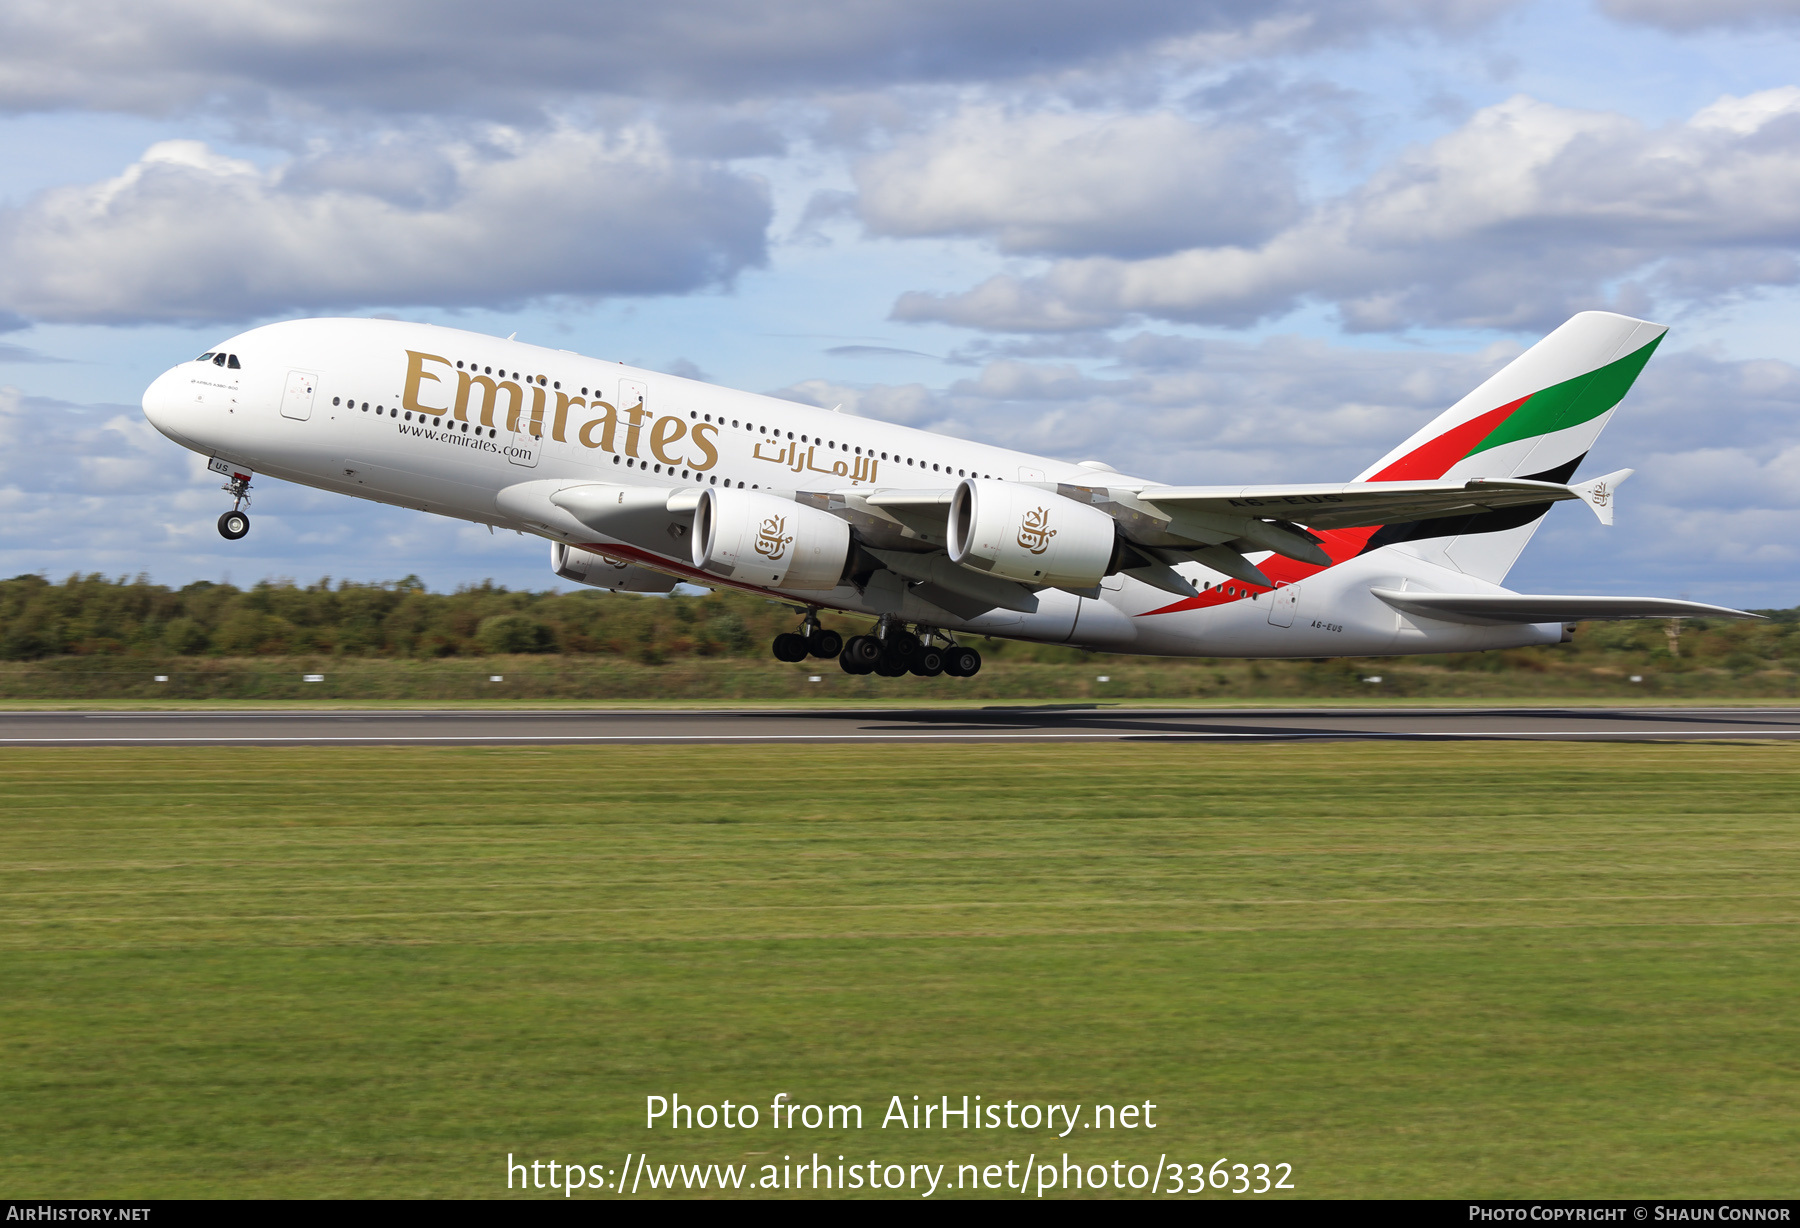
[0,573,795,662]
[1,571,1795,671]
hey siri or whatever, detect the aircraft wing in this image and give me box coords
[863,488,956,538]
[1370,589,1762,627]
[1137,472,1628,530]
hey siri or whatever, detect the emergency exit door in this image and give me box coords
[1268,583,1299,627]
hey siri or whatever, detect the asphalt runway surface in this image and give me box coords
[2,706,1798,745]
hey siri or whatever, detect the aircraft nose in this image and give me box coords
[142,367,200,449]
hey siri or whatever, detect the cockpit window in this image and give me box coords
[196,352,214,362]
[213,353,227,366]
[226,354,241,369]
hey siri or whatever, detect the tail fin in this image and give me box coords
[1351,310,1666,582]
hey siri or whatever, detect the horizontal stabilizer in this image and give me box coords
[1371,588,1762,627]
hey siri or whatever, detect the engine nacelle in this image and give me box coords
[948,478,1116,588]
[551,542,679,593]
[691,487,851,591]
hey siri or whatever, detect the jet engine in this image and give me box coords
[691,487,851,591]
[948,478,1116,588]
[551,542,679,593]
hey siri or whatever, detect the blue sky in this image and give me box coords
[1,0,1798,604]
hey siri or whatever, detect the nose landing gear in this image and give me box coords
[217,470,253,540]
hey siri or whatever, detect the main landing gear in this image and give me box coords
[217,471,252,540]
[771,610,844,663]
[770,612,981,679]
[836,619,980,679]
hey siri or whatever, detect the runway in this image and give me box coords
[2,706,1798,745]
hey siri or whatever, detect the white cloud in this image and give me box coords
[892,90,1800,332]
[0,1,1519,118]
[1599,0,1800,31]
[0,127,771,323]
[776,332,1522,481]
[854,108,1299,257]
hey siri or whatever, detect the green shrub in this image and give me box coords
[476,614,556,654]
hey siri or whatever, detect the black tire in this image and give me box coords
[944,646,981,677]
[882,628,920,662]
[217,510,249,540]
[809,628,843,658]
[844,634,882,670]
[838,643,873,675]
[772,632,810,662]
[874,654,909,677]
[911,648,945,677]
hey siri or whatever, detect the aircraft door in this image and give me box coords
[281,370,317,421]
[619,379,648,445]
[506,406,540,468]
[1268,582,1299,628]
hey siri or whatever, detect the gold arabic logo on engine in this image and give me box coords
[1017,506,1057,555]
[754,515,793,561]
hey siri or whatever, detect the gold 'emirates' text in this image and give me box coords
[402,350,718,471]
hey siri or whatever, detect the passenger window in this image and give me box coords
[227,355,241,369]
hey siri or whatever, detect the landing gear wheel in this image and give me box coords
[943,646,981,677]
[911,648,946,678]
[845,634,882,670]
[881,628,920,664]
[808,628,843,659]
[772,632,810,662]
[217,510,250,540]
[874,654,910,677]
[840,635,880,675]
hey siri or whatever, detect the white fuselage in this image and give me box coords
[140,317,1561,657]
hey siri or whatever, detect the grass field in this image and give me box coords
[4,743,1798,1199]
[6,649,1800,704]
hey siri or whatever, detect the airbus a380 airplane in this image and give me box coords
[140,310,1755,677]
